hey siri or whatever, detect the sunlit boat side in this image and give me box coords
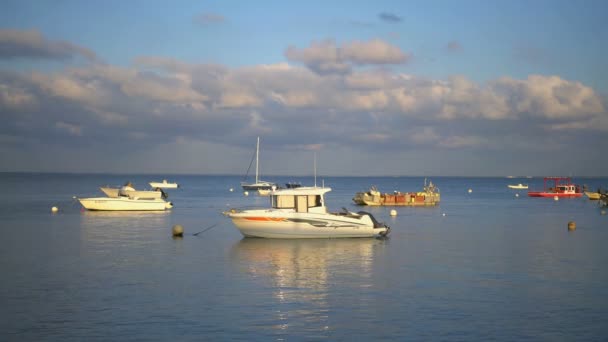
[224,186,390,238]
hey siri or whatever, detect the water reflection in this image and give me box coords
[230,238,385,336]
[79,210,170,249]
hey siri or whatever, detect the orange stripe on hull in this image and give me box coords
[243,217,287,222]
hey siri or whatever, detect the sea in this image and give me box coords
[1,173,607,341]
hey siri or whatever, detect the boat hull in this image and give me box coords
[508,184,528,189]
[227,212,388,238]
[149,182,178,189]
[527,192,582,198]
[78,197,172,211]
[241,182,276,191]
[353,192,439,206]
[585,192,601,200]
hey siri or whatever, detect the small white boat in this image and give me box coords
[585,191,601,200]
[224,186,390,239]
[149,179,179,189]
[78,197,173,211]
[508,184,528,189]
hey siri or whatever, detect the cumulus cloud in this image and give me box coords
[1,34,606,175]
[195,12,225,26]
[379,12,402,23]
[446,41,462,52]
[0,29,97,61]
[285,39,409,75]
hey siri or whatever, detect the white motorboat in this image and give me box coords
[241,137,276,191]
[78,197,173,211]
[508,183,528,189]
[100,186,164,199]
[224,186,390,238]
[149,179,179,188]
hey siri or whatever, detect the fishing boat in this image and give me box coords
[527,177,582,198]
[352,179,440,206]
[507,184,528,189]
[78,197,173,211]
[224,186,390,238]
[148,179,179,189]
[241,137,276,191]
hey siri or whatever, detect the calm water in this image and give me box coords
[1,173,607,341]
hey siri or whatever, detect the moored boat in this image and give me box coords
[224,186,390,238]
[78,197,173,211]
[508,183,528,189]
[149,179,179,189]
[585,191,601,200]
[527,177,582,198]
[241,137,276,191]
[353,179,440,206]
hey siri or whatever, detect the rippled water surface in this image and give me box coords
[1,173,607,340]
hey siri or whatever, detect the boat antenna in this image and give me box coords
[256,136,260,184]
[314,152,317,187]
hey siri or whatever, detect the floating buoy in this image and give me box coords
[515,193,519,197]
[554,196,559,201]
[172,224,184,237]
[244,191,249,196]
[442,213,446,217]
[601,210,606,216]
[51,206,58,213]
[389,209,397,216]
[468,189,472,193]
[567,221,576,231]
[229,188,234,192]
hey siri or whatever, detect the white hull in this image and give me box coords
[508,184,528,189]
[78,197,172,211]
[227,211,388,238]
[149,181,178,188]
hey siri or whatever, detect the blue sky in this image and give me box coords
[1,0,607,176]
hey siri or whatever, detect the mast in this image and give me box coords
[256,136,260,184]
[314,152,317,187]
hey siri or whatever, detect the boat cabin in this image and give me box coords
[270,187,330,214]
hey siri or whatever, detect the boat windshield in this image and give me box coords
[271,195,322,210]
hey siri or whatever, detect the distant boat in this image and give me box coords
[528,177,582,198]
[353,179,440,206]
[149,180,179,189]
[585,191,601,200]
[508,184,528,189]
[78,183,172,211]
[241,137,276,191]
[78,197,173,211]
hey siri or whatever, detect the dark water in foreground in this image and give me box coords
[1,173,607,341]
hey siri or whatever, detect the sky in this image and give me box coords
[1,0,607,176]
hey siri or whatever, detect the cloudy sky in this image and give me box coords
[1,0,607,176]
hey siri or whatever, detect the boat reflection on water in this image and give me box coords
[80,210,171,249]
[230,238,386,334]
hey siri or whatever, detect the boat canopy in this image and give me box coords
[270,187,330,213]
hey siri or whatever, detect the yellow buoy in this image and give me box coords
[389,209,397,216]
[172,224,184,237]
[244,191,249,196]
[554,196,559,201]
[468,189,472,193]
[515,193,519,197]
[229,188,234,192]
[567,221,576,231]
[601,210,606,216]
[51,206,58,213]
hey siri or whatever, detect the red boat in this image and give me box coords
[527,177,582,198]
